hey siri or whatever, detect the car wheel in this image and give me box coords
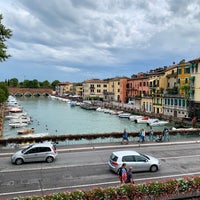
[46,156,54,163]
[15,158,23,165]
[150,165,158,172]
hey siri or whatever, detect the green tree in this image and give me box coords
[0,83,9,102]
[9,78,19,87]
[51,80,60,90]
[0,14,12,62]
[40,80,50,88]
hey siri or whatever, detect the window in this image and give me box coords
[26,147,38,154]
[135,155,146,162]
[184,67,190,74]
[175,99,177,105]
[38,147,51,152]
[122,155,135,162]
[97,84,101,87]
[185,78,188,84]
[103,84,107,87]
[179,99,181,106]
[178,68,182,74]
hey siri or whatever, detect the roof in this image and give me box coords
[113,150,140,156]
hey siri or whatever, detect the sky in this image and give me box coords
[0,0,200,83]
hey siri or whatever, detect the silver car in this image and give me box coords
[108,150,160,173]
[11,143,57,165]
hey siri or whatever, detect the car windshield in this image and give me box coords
[22,144,34,153]
[139,153,150,160]
[110,153,118,161]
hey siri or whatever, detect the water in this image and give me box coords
[3,96,169,140]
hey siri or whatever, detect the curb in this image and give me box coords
[1,139,200,157]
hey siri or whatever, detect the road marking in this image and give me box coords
[1,171,200,197]
[1,153,200,173]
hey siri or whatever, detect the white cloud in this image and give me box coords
[56,66,81,73]
[0,0,200,82]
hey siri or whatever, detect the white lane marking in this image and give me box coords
[1,154,200,173]
[1,171,200,197]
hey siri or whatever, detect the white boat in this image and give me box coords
[135,116,150,123]
[129,115,143,121]
[147,119,169,126]
[5,112,28,120]
[8,107,23,113]
[110,110,123,115]
[9,115,31,124]
[9,122,28,128]
[21,132,49,138]
[118,113,131,118]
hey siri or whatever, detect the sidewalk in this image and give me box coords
[1,137,200,157]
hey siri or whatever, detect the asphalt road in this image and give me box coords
[1,141,200,199]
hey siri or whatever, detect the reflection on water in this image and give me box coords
[3,96,172,140]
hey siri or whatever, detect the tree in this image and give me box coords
[0,82,9,102]
[51,80,60,90]
[9,78,19,87]
[0,14,12,62]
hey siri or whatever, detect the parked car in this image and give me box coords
[11,143,57,165]
[108,150,160,173]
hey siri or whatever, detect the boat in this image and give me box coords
[147,119,169,126]
[129,115,143,121]
[9,107,23,113]
[134,116,150,123]
[20,132,49,138]
[9,122,28,128]
[5,112,28,120]
[110,110,123,115]
[9,115,31,124]
[17,128,35,135]
[118,113,131,118]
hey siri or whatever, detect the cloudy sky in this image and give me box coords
[0,0,200,83]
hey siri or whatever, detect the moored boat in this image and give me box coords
[147,119,169,126]
[17,128,35,135]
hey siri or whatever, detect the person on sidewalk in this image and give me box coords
[141,128,146,142]
[118,163,127,184]
[121,128,129,144]
[149,127,154,141]
[125,166,134,184]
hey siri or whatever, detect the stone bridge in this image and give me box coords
[8,88,53,97]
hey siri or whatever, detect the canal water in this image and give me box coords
[3,96,170,141]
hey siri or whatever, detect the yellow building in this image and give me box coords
[148,68,165,114]
[177,59,191,96]
[107,77,121,102]
[189,57,200,119]
[82,79,108,100]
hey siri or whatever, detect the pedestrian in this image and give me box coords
[121,128,129,144]
[125,166,134,184]
[138,129,142,142]
[141,128,145,142]
[117,163,127,184]
[163,128,169,141]
[149,127,154,141]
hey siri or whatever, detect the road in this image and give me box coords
[1,142,200,199]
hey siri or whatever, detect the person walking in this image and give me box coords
[141,128,146,142]
[125,166,134,184]
[138,129,142,142]
[118,163,127,184]
[121,128,129,144]
[149,127,154,141]
[163,127,170,141]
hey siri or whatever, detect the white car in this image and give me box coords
[108,150,160,173]
[11,143,57,165]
